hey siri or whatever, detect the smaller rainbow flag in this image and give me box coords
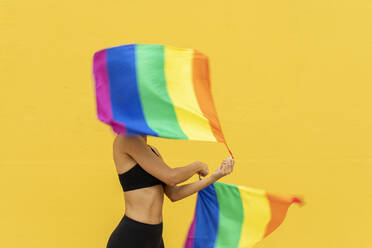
[92,44,231,153]
[184,182,302,248]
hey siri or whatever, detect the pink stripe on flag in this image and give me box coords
[93,49,126,134]
[184,208,197,248]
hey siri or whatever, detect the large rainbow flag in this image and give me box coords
[184,182,302,248]
[92,43,231,153]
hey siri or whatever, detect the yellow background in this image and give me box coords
[1,0,371,247]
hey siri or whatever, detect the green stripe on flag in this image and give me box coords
[135,44,187,139]
[214,182,244,248]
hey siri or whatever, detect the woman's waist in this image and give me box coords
[122,213,163,227]
[124,196,163,224]
[124,186,164,205]
[124,207,163,225]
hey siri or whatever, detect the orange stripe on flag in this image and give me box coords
[264,193,301,237]
[192,50,226,143]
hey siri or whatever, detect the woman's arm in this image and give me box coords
[164,157,234,202]
[149,145,209,181]
[164,175,216,202]
[114,135,208,186]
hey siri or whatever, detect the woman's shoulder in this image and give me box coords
[114,135,142,149]
[114,134,141,142]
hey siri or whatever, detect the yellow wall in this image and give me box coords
[1,0,371,247]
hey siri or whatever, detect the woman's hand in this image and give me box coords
[212,157,234,181]
[164,157,234,202]
[194,161,209,177]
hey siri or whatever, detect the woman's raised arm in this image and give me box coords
[114,135,207,186]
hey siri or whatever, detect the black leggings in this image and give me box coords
[106,214,164,248]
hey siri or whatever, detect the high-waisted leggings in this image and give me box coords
[106,214,164,248]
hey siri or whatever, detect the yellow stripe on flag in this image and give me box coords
[164,46,216,141]
[237,186,272,248]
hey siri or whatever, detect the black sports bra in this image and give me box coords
[118,145,165,192]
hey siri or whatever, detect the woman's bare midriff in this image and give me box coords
[113,139,165,225]
[124,185,164,224]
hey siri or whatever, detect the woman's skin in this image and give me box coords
[113,134,235,225]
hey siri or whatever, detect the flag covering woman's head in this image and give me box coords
[92,43,226,144]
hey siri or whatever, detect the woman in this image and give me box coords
[106,134,234,248]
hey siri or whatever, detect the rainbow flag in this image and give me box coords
[92,44,229,147]
[184,182,302,248]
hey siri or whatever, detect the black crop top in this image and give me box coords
[118,145,165,192]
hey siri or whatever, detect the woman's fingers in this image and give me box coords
[223,157,234,166]
[213,157,234,179]
[222,164,228,175]
[225,163,233,175]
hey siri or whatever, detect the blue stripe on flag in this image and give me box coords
[106,44,158,136]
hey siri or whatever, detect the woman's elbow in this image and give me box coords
[169,193,183,202]
[169,195,178,202]
[165,186,181,202]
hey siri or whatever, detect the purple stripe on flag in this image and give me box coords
[184,206,197,248]
[93,49,126,134]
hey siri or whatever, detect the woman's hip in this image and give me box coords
[106,214,164,248]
